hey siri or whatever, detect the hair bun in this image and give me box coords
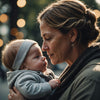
[85,9,96,25]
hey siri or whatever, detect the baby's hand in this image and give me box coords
[49,79,61,89]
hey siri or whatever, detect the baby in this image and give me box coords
[2,39,60,100]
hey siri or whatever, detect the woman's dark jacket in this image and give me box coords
[49,43,100,100]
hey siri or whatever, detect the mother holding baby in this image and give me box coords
[8,0,100,100]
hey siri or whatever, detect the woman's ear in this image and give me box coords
[69,28,78,43]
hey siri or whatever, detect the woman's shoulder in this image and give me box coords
[59,62,100,100]
[59,59,100,100]
[76,58,100,82]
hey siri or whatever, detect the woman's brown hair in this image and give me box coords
[37,0,100,46]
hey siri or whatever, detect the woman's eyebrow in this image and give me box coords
[42,33,48,37]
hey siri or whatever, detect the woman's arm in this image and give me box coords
[8,87,25,100]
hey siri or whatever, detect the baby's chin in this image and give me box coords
[42,67,47,73]
[44,67,47,71]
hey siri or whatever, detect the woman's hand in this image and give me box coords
[8,87,25,100]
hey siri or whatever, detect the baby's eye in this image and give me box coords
[35,56,39,58]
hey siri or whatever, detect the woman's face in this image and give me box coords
[40,21,72,65]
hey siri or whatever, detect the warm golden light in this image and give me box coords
[11,28,18,36]
[17,18,26,28]
[17,0,26,8]
[0,39,4,47]
[95,0,100,4]
[0,14,9,23]
[15,32,24,39]
[94,9,100,18]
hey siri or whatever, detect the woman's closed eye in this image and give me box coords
[43,35,52,41]
[45,37,51,41]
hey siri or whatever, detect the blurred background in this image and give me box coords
[0,0,100,99]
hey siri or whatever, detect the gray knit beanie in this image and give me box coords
[12,39,36,70]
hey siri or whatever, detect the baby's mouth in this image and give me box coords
[43,61,47,66]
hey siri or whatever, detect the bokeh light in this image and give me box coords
[0,14,9,23]
[10,28,18,36]
[95,0,100,5]
[0,39,4,47]
[0,25,9,36]
[17,18,26,28]
[17,0,26,8]
[15,32,24,39]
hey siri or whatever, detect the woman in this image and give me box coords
[8,0,100,100]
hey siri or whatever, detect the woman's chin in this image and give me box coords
[42,68,47,72]
[51,60,58,65]
[51,59,64,65]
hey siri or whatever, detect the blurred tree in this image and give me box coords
[0,0,10,80]
[8,0,100,44]
[17,0,55,45]
[81,0,98,9]
[9,0,19,40]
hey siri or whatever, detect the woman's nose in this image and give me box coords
[42,42,48,51]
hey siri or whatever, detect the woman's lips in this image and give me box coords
[48,54,54,58]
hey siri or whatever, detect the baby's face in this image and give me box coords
[21,44,48,72]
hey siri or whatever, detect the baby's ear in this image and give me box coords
[20,64,27,70]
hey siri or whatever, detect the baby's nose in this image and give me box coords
[41,56,46,61]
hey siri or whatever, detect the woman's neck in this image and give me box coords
[66,45,88,67]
